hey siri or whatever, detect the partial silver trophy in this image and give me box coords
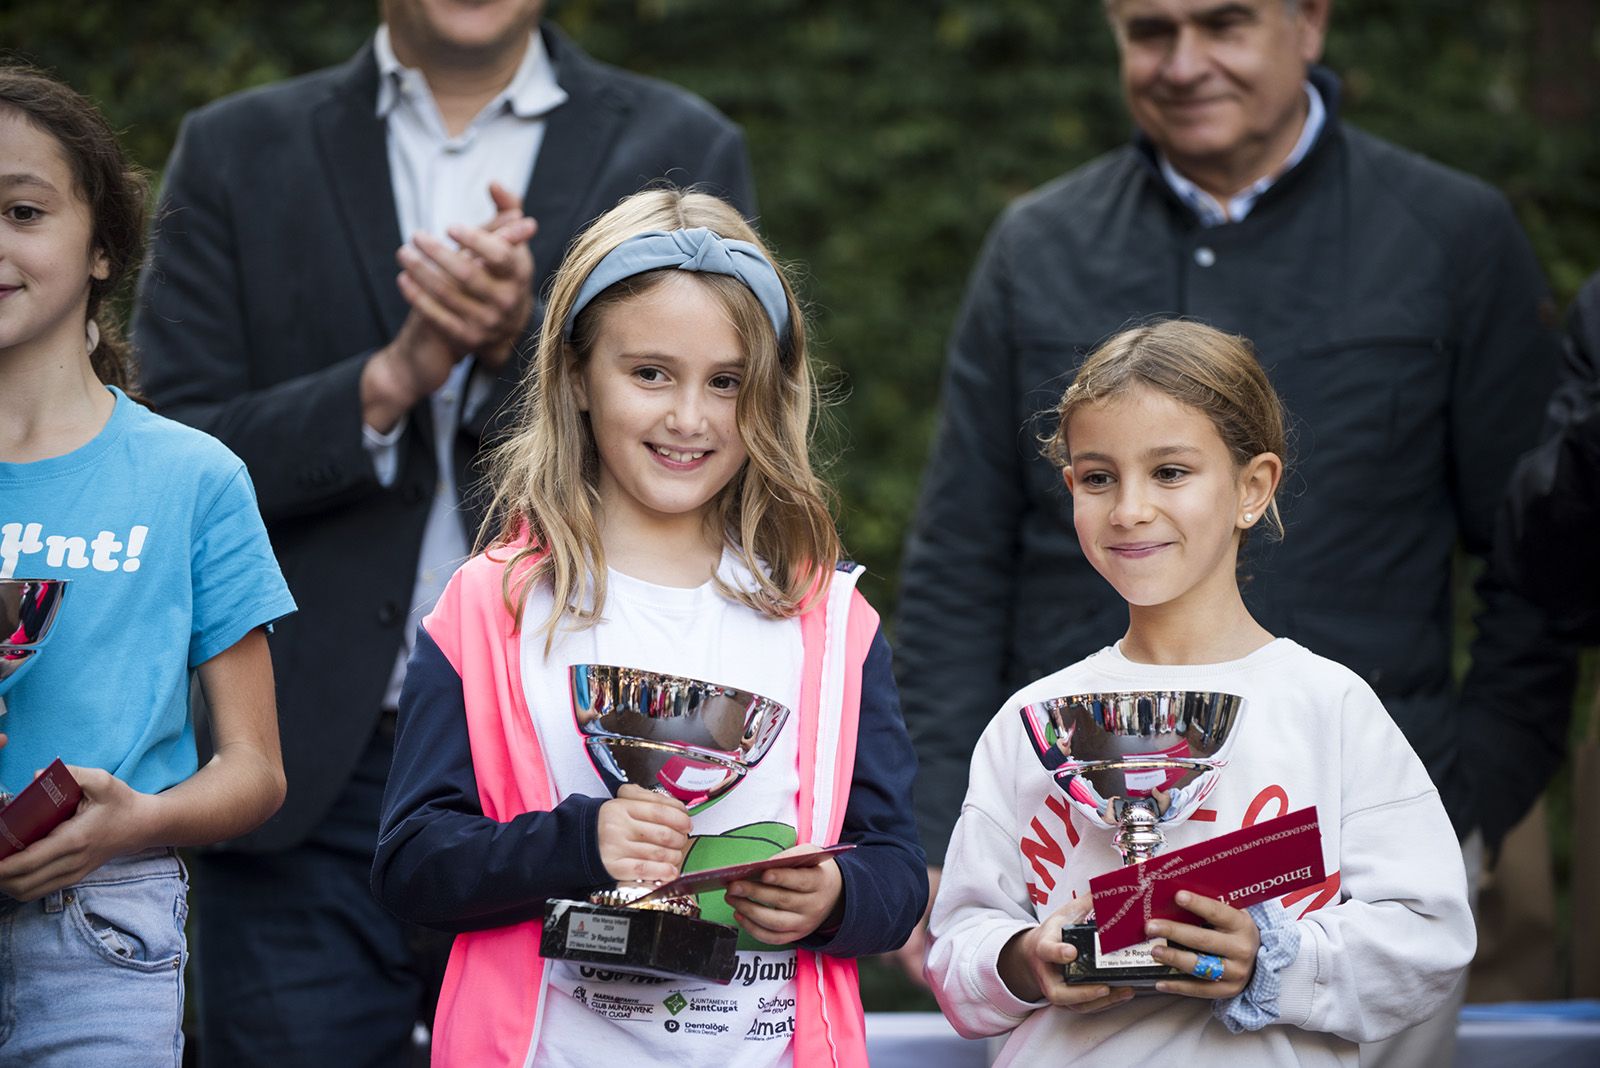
[0,577,69,804]
[1019,689,1246,986]
[540,664,791,983]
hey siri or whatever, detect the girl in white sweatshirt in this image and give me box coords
[925,320,1475,1067]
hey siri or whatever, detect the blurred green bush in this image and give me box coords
[5,0,1594,609]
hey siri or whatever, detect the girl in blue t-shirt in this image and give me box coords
[0,66,295,1063]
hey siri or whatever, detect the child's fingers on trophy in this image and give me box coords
[626,816,689,851]
[1151,944,1254,999]
[617,784,692,823]
[617,783,688,809]
[1059,985,1137,1014]
[1145,917,1227,955]
[1040,894,1093,938]
[1034,923,1075,965]
[625,834,687,864]
[617,858,681,884]
[1030,931,1134,1012]
[1154,972,1248,1000]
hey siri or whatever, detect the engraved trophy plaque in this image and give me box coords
[1019,690,1246,987]
[0,578,70,805]
[540,664,791,984]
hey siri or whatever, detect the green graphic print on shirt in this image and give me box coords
[683,821,798,951]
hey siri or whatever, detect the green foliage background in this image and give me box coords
[6,0,1593,613]
[5,0,1597,1007]
[5,0,1596,609]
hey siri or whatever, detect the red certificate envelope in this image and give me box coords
[0,759,82,860]
[631,844,856,906]
[1090,807,1325,953]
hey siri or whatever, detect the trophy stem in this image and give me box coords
[0,697,8,805]
[1113,801,1164,865]
[0,695,8,806]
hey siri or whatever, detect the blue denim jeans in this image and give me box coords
[0,848,188,1067]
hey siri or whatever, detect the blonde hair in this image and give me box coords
[1043,319,1289,541]
[479,189,840,643]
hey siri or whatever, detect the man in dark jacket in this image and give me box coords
[1492,270,1600,1008]
[132,1,754,1063]
[898,2,1572,1061]
[1498,271,1600,639]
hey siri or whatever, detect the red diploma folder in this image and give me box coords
[0,759,82,860]
[1090,806,1326,953]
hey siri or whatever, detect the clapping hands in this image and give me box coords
[395,180,537,370]
[362,181,537,432]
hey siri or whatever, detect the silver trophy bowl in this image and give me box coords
[1018,690,1246,864]
[1,578,69,805]
[0,577,69,714]
[545,665,794,983]
[569,664,791,807]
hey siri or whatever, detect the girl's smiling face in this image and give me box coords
[1064,384,1266,615]
[0,110,107,363]
[575,272,750,536]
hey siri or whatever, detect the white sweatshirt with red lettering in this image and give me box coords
[926,638,1474,1068]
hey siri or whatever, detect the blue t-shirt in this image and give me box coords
[0,388,296,797]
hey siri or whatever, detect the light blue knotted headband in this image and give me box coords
[561,227,791,348]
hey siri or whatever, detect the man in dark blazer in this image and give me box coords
[133,2,754,1063]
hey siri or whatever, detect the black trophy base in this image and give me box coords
[542,899,739,984]
[1062,921,1192,988]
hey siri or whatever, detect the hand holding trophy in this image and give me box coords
[1,578,82,860]
[1018,689,1246,987]
[595,782,693,885]
[540,663,804,984]
[0,578,70,804]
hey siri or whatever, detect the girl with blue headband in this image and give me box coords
[373,189,927,1067]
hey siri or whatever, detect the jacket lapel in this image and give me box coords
[313,42,409,341]
[524,26,630,293]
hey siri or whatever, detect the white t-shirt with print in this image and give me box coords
[524,552,804,1068]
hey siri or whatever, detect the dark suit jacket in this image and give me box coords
[132,25,756,851]
[1497,272,1600,641]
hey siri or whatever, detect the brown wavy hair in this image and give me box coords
[1043,319,1289,542]
[479,189,840,643]
[0,64,150,401]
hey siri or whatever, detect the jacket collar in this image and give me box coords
[1132,65,1344,224]
[310,24,631,336]
[523,23,631,295]
[313,40,410,340]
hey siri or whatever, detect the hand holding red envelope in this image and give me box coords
[0,759,82,861]
[1090,807,1325,953]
